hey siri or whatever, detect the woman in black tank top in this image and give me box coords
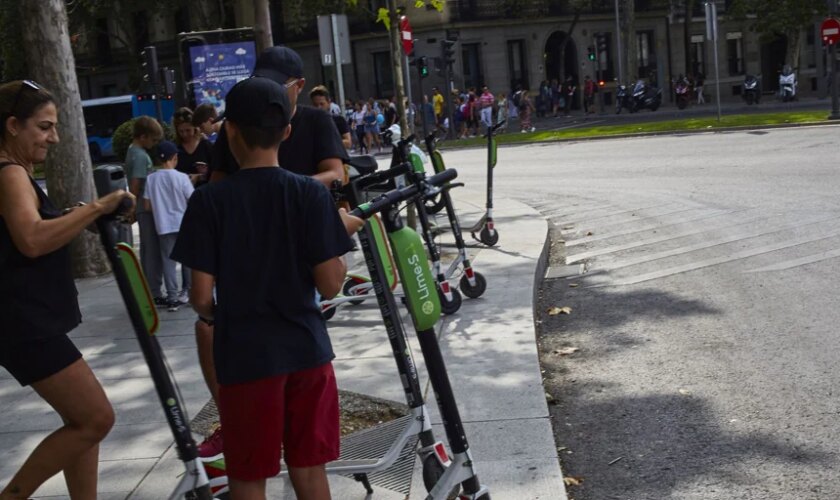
[0,80,134,499]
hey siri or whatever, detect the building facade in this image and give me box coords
[73,0,833,107]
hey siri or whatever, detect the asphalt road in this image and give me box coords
[439,124,840,500]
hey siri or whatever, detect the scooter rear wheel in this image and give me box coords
[342,277,369,306]
[439,287,462,315]
[322,305,337,321]
[479,226,499,246]
[460,272,487,299]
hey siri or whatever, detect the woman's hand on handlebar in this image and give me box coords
[339,207,365,236]
[96,189,135,216]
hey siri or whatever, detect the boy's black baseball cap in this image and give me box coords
[155,140,178,162]
[224,77,291,129]
[252,46,304,85]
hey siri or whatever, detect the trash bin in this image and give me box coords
[93,164,133,246]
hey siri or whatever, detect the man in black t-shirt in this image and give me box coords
[173,77,362,497]
[209,48,348,186]
[309,85,351,150]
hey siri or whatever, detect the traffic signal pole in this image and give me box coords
[831,42,840,120]
[142,46,163,123]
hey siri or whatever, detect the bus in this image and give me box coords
[82,94,175,162]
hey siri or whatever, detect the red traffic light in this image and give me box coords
[598,80,605,87]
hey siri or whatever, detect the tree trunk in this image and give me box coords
[385,0,415,228]
[623,0,637,84]
[683,0,694,74]
[253,0,273,53]
[20,0,109,277]
[787,28,803,75]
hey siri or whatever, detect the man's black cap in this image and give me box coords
[224,77,291,128]
[252,46,304,85]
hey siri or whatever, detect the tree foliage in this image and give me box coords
[0,0,28,80]
[66,0,186,89]
[727,0,827,42]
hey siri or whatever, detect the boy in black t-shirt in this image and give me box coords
[172,77,363,499]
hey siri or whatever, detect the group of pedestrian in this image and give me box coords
[0,45,363,500]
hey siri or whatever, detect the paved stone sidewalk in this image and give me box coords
[0,188,566,500]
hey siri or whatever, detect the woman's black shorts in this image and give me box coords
[0,334,82,386]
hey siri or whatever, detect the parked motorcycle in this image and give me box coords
[779,65,796,102]
[674,75,691,110]
[615,83,629,114]
[616,81,662,113]
[742,74,761,105]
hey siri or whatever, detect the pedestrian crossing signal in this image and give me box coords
[587,46,595,61]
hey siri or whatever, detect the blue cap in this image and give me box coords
[156,140,178,162]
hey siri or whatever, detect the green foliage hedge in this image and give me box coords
[112,117,175,162]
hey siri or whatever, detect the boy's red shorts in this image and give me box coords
[217,362,339,481]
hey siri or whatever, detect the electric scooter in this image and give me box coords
[92,165,216,499]
[421,131,488,299]
[381,129,463,315]
[465,120,504,246]
[349,168,492,500]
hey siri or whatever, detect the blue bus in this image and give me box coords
[82,94,175,162]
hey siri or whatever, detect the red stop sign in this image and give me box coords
[399,16,414,55]
[821,17,840,45]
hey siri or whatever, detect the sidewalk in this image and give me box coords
[0,188,566,499]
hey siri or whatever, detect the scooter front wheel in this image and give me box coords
[460,272,487,299]
[479,226,499,246]
[425,193,447,215]
[421,453,461,498]
[439,287,462,315]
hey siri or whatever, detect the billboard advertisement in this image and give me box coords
[188,41,256,114]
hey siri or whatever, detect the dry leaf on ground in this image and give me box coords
[569,283,579,288]
[547,306,573,315]
[564,476,584,486]
[554,347,580,356]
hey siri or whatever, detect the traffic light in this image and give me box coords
[441,38,457,67]
[587,46,596,61]
[141,46,159,84]
[416,56,429,79]
[598,80,605,87]
[161,67,176,95]
[595,33,608,54]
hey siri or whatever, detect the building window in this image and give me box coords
[636,30,656,80]
[690,34,706,77]
[507,40,528,92]
[133,11,150,50]
[95,18,112,66]
[372,51,393,98]
[596,32,614,82]
[461,43,484,90]
[726,32,743,76]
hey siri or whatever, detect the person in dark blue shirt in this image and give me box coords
[172,76,362,499]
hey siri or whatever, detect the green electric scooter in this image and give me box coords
[349,168,492,500]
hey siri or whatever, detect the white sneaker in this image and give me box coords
[530,127,536,132]
[177,290,190,305]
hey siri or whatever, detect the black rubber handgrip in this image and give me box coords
[349,168,458,220]
[354,163,411,190]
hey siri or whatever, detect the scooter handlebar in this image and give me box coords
[353,163,411,191]
[350,168,458,219]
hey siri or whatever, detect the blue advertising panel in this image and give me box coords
[188,41,256,114]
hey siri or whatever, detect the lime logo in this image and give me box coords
[166,398,176,407]
[422,301,434,315]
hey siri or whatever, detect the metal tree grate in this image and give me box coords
[190,400,418,495]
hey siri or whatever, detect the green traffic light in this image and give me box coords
[588,53,596,61]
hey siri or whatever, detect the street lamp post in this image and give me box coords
[614,0,624,84]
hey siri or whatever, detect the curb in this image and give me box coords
[437,119,840,152]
